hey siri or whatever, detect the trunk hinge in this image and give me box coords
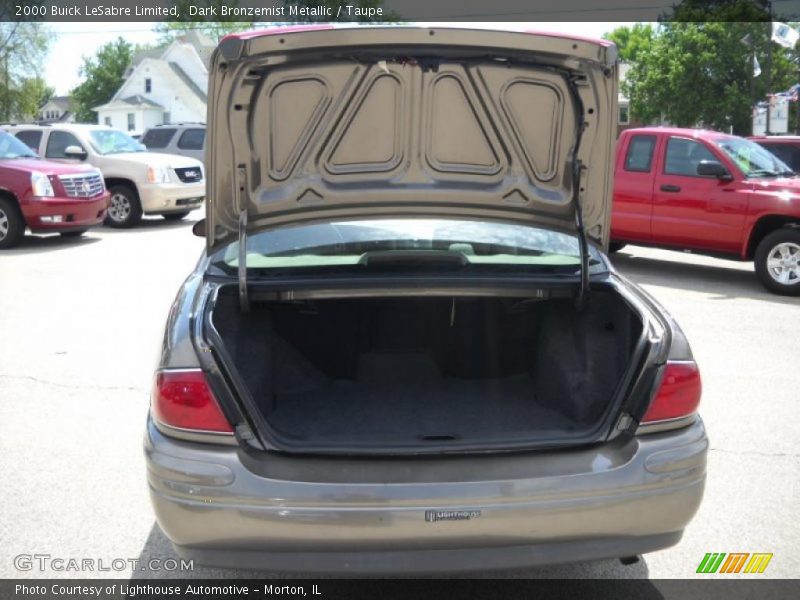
[572,158,590,311]
[565,73,590,311]
[238,209,250,313]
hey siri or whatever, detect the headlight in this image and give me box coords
[146,165,170,184]
[31,172,55,197]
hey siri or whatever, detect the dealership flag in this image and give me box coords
[772,22,800,49]
[753,54,761,77]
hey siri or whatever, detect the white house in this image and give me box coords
[93,31,215,135]
[39,96,76,122]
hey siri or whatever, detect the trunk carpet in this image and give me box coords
[267,352,572,442]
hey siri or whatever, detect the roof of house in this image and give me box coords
[92,95,164,112]
[176,30,216,68]
[110,32,215,109]
[42,96,73,112]
[168,62,208,103]
[128,31,216,71]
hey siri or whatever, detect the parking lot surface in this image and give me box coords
[1,215,798,579]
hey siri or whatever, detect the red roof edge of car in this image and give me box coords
[221,24,335,42]
[620,126,736,139]
[221,24,613,49]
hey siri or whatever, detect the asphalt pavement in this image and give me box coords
[1,214,797,580]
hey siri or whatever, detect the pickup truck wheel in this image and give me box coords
[608,242,627,254]
[162,211,190,221]
[0,197,25,249]
[755,229,800,295]
[105,185,142,228]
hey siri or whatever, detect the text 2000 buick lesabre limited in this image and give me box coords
[145,26,707,573]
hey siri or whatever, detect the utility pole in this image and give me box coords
[3,54,8,123]
[766,0,774,134]
[796,64,800,134]
[742,32,757,134]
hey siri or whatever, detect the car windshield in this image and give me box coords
[88,129,145,155]
[714,137,794,177]
[0,132,38,159]
[213,218,602,274]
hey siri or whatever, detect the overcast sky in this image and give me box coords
[45,21,622,95]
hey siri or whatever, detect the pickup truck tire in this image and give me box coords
[608,242,627,254]
[105,185,142,228]
[755,228,800,295]
[0,197,25,249]
[162,211,191,221]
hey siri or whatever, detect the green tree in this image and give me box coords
[19,78,54,120]
[604,23,655,63]
[0,22,51,121]
[71,38,135,123]
[618,19,797,134]
[155,1,251,43]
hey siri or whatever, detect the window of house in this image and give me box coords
[104,117,112,126]
[145,78,152,93]
[624,135,656,173]
[163,111,171,124]
[14,130,43,152]
[177,128,205,150]
[45,131,85,159]
[664,137,718,177]
[127,113,135,131]
[141,128,177,149]
[619,105,630,125]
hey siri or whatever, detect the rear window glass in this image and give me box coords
[759,144,800,172]
[15,130,43,152]
[177,128,205,150]
[213,218,604,274]
[624,135,656,172]
[141,128,176,149]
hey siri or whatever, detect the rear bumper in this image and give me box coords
[145,418,708,573]
[23,193,109,232]
[139,181,204,214]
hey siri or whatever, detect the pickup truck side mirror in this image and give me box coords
[64,145,87,160]
[697,160,732,180]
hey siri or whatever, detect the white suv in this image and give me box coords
[9,124,205,227]
[141,123,205,164]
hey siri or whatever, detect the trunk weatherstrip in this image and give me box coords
[238,210,250,313]
[565,72,590,310]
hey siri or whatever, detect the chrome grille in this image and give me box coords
[174,166,203,183]
[59,173,104,198]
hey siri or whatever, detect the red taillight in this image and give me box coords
[152,369,234,433]
[641,361,702,423]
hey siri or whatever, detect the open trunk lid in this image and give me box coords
[205,26,618,252]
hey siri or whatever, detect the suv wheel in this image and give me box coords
[105,185,142,228]
[162,211,191,221]
[755,228,800,295]
[0,197,25,249]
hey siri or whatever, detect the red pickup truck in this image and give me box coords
[611,126,800,295]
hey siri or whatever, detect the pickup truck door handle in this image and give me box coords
[660,184,682,193]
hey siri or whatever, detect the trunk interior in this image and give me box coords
[209,288,644,453]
